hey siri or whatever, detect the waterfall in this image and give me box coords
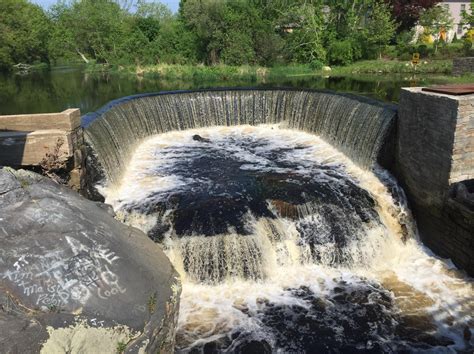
[85,92,472,352]
[83,89,396,187]
[103,125,472,352]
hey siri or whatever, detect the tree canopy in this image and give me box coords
[0,0,471,71]
[0,0,51,70]
[387,0,438,32]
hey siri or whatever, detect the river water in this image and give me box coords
[104,125,473,353]
[0,67,460,115]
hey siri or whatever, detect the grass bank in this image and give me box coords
[84,59,469,81]
[331,59,452,75]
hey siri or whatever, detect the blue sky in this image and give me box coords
[32,0,180,12]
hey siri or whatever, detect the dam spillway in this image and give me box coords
[82,89,473,352]
[83,89,397,185]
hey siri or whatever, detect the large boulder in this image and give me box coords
[0,168,180,353]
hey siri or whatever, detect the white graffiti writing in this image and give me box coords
[2,234,126,309]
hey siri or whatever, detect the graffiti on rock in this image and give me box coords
[2,234,126,308]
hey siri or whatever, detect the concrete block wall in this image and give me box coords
[0,109,85,191]
[396,88,474,275]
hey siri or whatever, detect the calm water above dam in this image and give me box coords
[0,66,460,115]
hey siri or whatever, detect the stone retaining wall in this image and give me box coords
[396,88,474,275]
[453,57,474,76]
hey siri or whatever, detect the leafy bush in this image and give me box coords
[463,40,474,56]
[309,59,324,70]
[463,29,474,56]
[398,52,412,61]
[328,40,354,66]
[437,43,464,59]
[417,44,433,57]
[382,45,397,59]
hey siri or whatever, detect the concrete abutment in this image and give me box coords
[0,108,86,192]
[396,88,473,275]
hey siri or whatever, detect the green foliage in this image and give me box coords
[461,2,474,55]
[154,19,199,64]
[328,40,355,66]
[363,1,397,59]
[282,2,326,64]
[48,0,128,64]
[0,0,51,70]
[135,0,172,20]
[180,0,279,65]
[332,59,452,75]
[116,341,127,353]
[419,5,454,52]
[0,0,468,72]
[419,5,454,35]
[309,59,324,70]
[461,1,474,29]
[323,0,397,62]
[462,37,474,56]
[395,30,415,55]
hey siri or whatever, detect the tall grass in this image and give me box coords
[84,59,456,80]
[332,60,452,75]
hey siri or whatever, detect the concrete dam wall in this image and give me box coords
[83,89,397,185]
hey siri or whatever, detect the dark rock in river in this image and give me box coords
[0,168,180,353]
[192,134,210,143]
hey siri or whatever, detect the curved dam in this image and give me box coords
[83,89,396,184]
[82,89,473,352]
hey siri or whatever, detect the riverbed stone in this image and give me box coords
[0,167,181,353]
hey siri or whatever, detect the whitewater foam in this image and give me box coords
[105,124,473,352]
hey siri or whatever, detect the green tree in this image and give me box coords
[154,18,199,64]
[180,0,277,65]
[180,0,226,64]
[324,0,376,64]
[460,1,474,54]
[324,0,376,39]
[284,1,327,64]
[419,5,453,52]
[461,1,474,29]
[0,0,51,71]
[364,1,397,59]
[48,0,128,64]
[136,0,172,21]
[121,0,174,64]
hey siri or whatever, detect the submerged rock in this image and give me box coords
[0,168,180,353]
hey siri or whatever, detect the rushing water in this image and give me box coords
[104,125,473,353]
[0,67,461,115]
[84,90,396,186]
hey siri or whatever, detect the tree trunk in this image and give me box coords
[76,49,90,64]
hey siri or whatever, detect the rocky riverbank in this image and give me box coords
[0,167,180,353]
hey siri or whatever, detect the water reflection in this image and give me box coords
[0,66,455,115]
